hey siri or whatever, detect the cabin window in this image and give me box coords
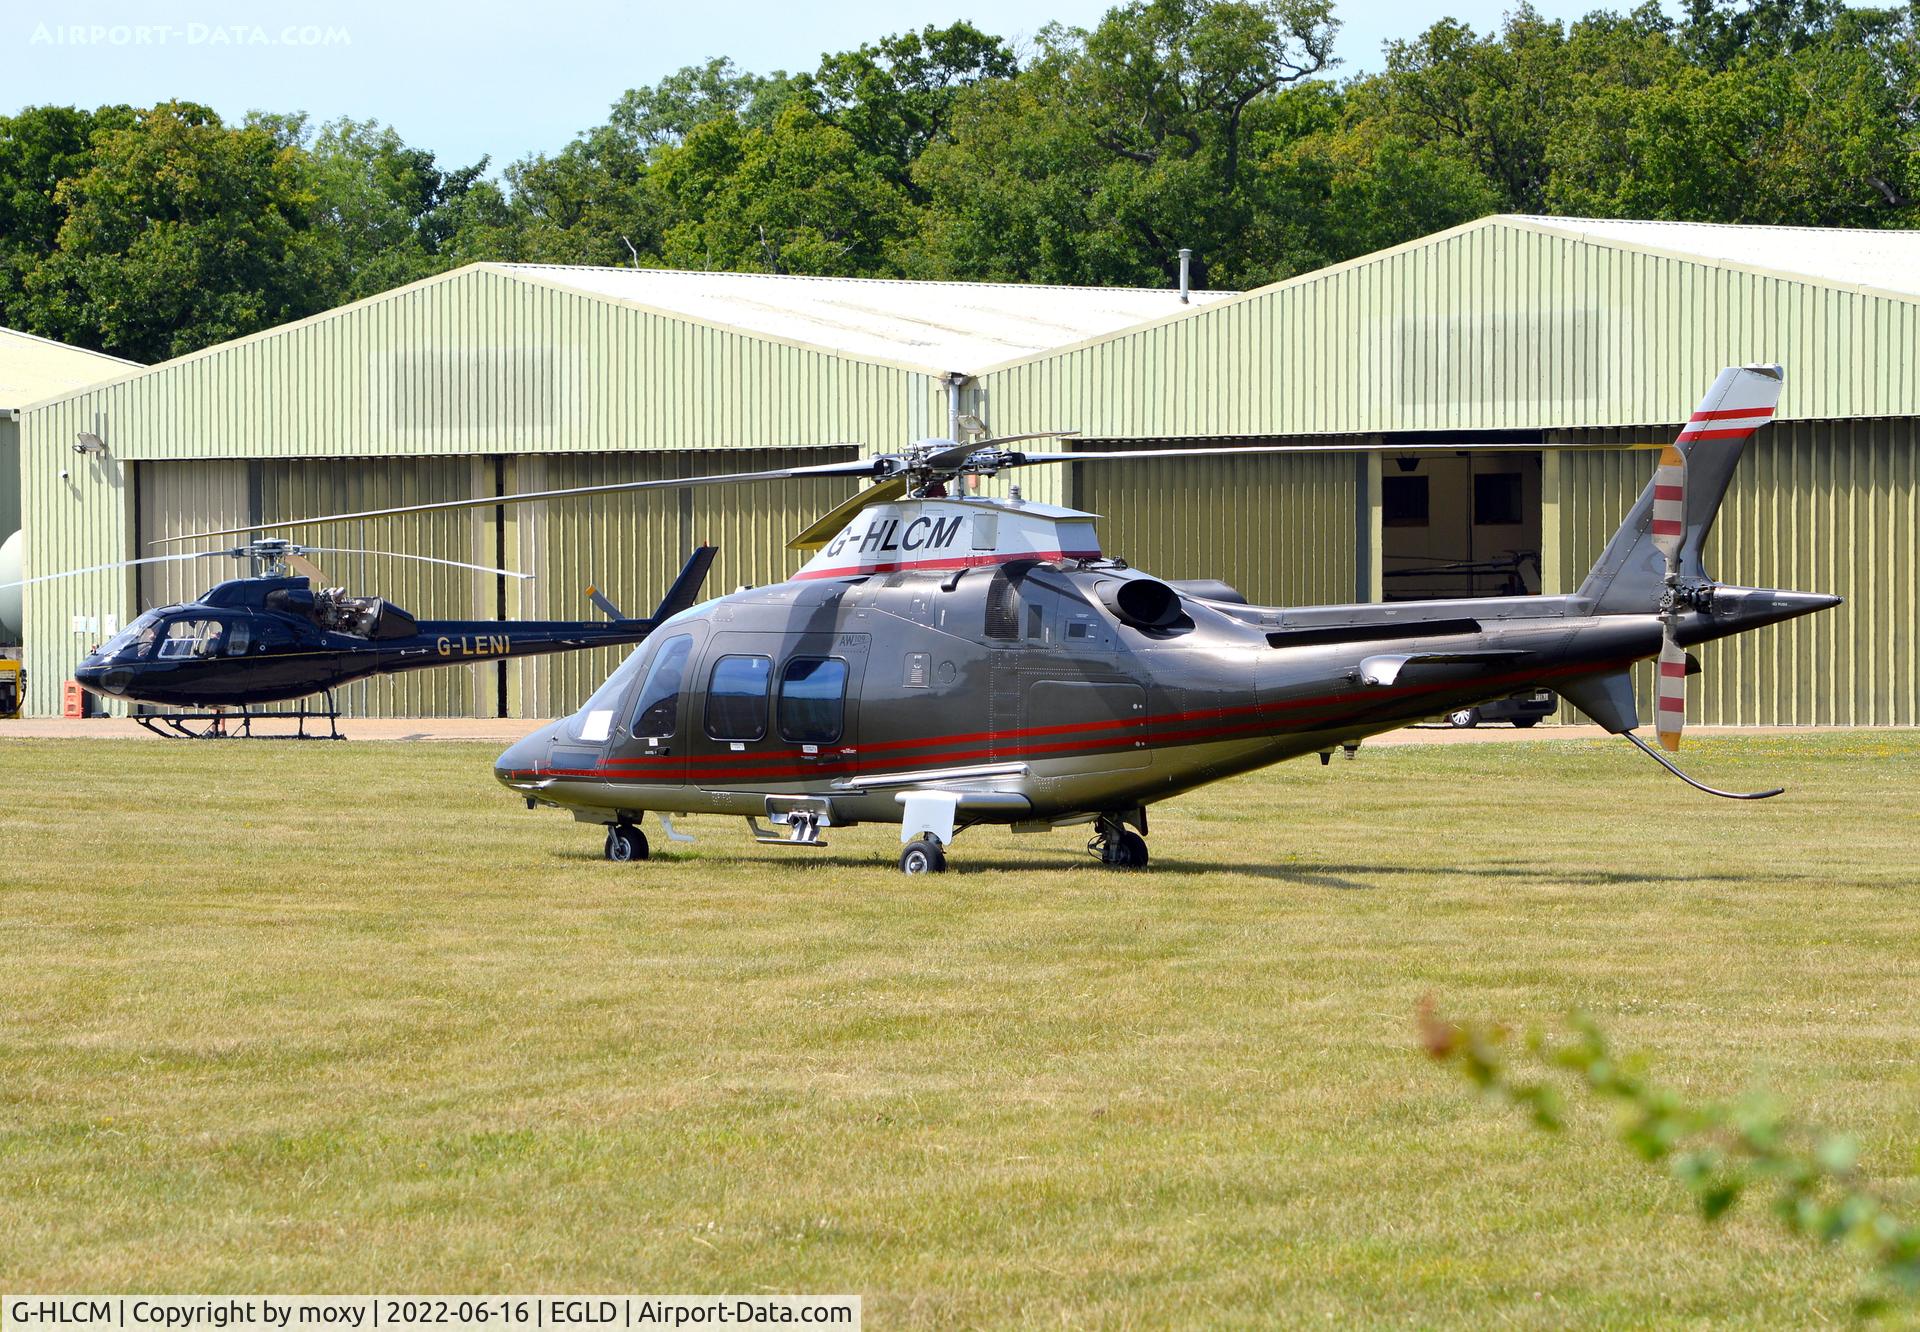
[705,654,771,741]
[778,657,848,744]
[155,619,223,660]
[632,633,694,738]
[224,619,251,656]
[99,611,163,661]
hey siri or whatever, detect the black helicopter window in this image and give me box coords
[99,611,163,661]
[632,634,694,738]
[155,619,223,660]
[224,619,251,656]
[705,654,771,742]
[778,658,848,744]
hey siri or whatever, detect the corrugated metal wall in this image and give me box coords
[46,266,935,462]
[1070,444,1360,607]
[980,221,1920,435]
[1553,419,1919,725]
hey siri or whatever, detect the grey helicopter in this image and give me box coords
[166,363,1836,872]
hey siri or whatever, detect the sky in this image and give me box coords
[12,0,1626,171]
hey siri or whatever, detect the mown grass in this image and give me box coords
[0,733,1916,1327]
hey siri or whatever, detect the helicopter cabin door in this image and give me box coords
[585,625,708,791]
[987,566,1150,771]
[687,631,870,795]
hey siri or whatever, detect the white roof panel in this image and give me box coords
[0,327,138,409]
[499,264,1237,374]
[1519,216,1920,298]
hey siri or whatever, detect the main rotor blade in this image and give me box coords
[788,476,911,550]
[302,546,537,580]
[974,429,1082,447]
[151,452,874,545]
[0,549,239,591]
[1006,441,1584,466]
[283,552,332,586]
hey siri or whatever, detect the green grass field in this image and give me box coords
[2,733,1917,1327]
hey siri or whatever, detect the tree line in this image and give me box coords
[0,0,1912,364]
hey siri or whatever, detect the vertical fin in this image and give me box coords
[1580,364,1783,613]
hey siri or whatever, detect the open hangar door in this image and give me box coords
[1378,439,1543,602]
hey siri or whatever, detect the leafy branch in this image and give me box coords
[1417,998,1920,1317]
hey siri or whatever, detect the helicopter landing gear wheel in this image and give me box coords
[605,824,649,862]
[899,838,947,875]
[1102,831,1149,869]
[1090,815,1149,869]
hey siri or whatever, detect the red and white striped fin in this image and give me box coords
[1655,637,1688,752]
[1650,445,1686,568]
[1675,365,1781,444]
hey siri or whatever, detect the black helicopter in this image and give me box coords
[6,537,716,736]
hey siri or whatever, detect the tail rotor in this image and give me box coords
[1651,443,1689,751]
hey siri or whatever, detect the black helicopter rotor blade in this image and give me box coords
[151,450,876,545]
[0,547,243,591]
[300,546,535,580]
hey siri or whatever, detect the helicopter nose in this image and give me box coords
[494,721,561,787]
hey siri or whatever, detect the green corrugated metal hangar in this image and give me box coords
[10,214,1918,725]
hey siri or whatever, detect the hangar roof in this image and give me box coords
[1513,216,1920,300]
[0,327,138,410]
[497,263,1238,376]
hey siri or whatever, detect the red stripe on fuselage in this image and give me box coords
[539,656,1632,786]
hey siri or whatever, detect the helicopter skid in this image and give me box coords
[131,696,344,741]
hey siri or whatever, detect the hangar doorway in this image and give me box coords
[1379,448,1542,601]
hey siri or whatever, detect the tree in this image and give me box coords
[651,105,912,275]
[308,118,490,299]
[799,22,1018,196]
[0,104,134,329]
[910,0,1338,289]
[22,102,337,361]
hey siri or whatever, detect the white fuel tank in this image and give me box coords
[0,529,21,645]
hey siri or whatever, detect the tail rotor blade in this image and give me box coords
[1651,445,1686,574]
[1655,635,1688,752]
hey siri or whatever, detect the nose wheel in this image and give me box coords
[899,838,948,874]
[605,824,649,862]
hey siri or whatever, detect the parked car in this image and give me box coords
[1446,689,1557,728]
